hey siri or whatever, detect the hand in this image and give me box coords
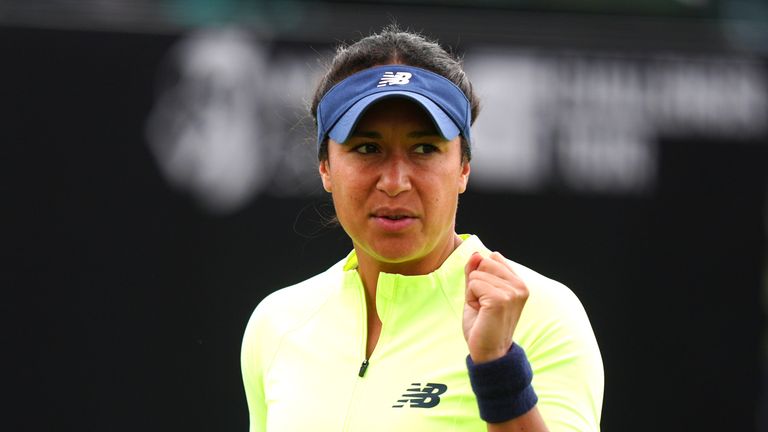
[463,252,529,364]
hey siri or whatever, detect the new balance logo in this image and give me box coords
[377,71,412,87]
[392,383,447,408]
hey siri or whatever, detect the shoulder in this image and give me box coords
[244,258,346,337]
[507,260,584,316]
[504,257,601,367]
[505,259,605,430]
[470,236,589,323]
[241,258,347,367]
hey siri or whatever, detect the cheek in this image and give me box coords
[329,169,367,218]
[423,178,459,220]
[329,191,354,234]
[436,192,458,218]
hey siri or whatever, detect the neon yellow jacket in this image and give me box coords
[241,235,603,431]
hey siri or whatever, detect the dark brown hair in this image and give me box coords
[311,25,481,161]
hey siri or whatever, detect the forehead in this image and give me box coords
[353,98,438,132]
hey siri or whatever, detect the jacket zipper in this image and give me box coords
[358,359,370,377]
[341,273,370,432]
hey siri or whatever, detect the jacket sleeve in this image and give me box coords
[241,304,269,432]
[515,270,605,431]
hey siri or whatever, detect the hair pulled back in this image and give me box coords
[311,25,481,161]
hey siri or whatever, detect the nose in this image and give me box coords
[376,155,412,197]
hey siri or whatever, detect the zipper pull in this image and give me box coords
[358,359,369,377]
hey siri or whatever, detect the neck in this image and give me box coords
[354,233,463,301]
[353,232,464,359]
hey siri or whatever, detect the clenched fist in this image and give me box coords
[463,251,530,364]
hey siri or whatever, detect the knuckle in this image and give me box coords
[467,279,483,291]
[502,285,528,304]
[501,291,516,303]
[476,258,490,272]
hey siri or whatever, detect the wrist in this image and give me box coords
[469,347,509,364]
[466,343,538,423]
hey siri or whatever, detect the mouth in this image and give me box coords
[377,215,410,220]
[369,209,418,230]
[370,209,417,220]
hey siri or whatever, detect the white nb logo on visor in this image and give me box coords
[377,71,412,87]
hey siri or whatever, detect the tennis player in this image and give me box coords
[241,27,603,431]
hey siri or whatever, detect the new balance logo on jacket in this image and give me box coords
[377,71,412,87]
[392,383,448,408]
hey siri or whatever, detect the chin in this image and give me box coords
[366,237,425,264]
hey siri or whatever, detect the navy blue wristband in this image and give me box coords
[466,344,538,423]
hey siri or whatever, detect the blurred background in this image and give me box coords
[3,0,767,430]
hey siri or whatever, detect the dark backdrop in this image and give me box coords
[3,25,766,431]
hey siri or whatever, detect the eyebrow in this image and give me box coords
[350,130,441,139]
[350,131,382,139]
[407,131,441,138]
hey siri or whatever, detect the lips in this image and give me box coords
[370,208,418,231]
[370,208,417,219]
[378,215,408,220]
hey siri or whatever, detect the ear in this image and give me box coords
[458,160,470,194]
[319,159,332,193]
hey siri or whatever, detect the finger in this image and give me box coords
[465,277,494,309]
[469,269,514,293]
[468,270,527,306]
[489,251,518,274]
[477,253,519,282]
[465,253,485,309]
[465,252,483,285]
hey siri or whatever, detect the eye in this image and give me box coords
[353,143,380,154]
[413,144,439,154]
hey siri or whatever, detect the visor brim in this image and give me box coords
[327,91,461,144]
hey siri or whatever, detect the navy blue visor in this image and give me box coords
[316,65,471,147]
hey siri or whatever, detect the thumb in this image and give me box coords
[464,252,483,286]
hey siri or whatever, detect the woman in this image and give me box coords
[241,27,603,431]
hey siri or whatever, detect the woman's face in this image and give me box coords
[319,98,470,270]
